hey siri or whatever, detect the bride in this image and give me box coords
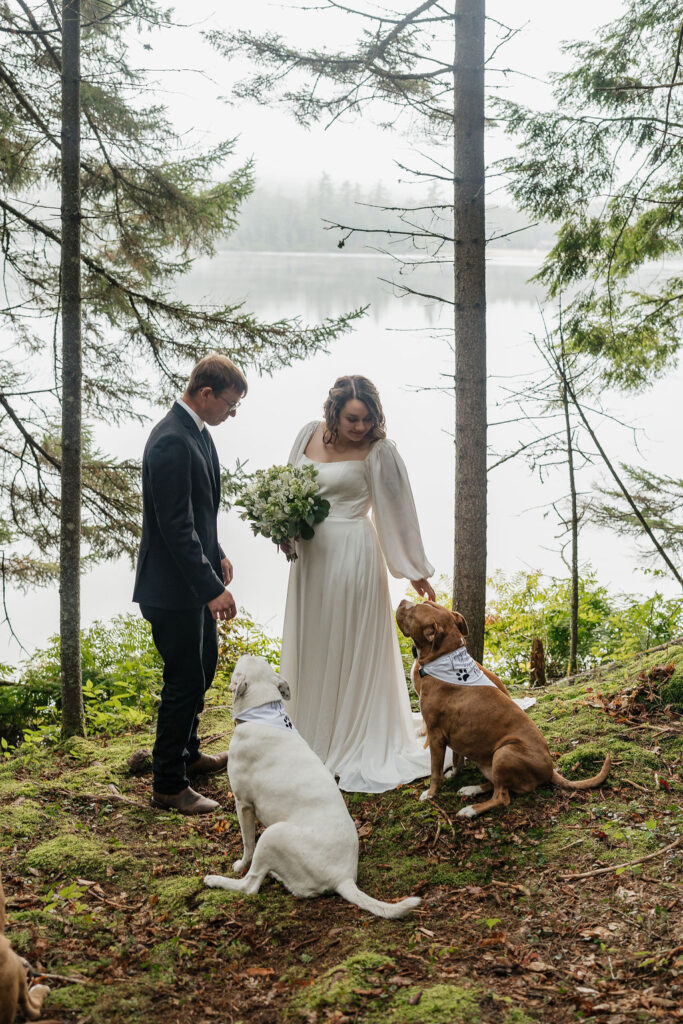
[280,375,436,793]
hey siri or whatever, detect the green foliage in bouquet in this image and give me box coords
[236,464,330,560]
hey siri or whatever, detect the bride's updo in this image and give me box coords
[323,375,387,445]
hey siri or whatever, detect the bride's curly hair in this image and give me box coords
[323,375,387,445]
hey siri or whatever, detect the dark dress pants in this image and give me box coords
[140,604,218,794]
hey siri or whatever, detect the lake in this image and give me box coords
[2,251,680,664]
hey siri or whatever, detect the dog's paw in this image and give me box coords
[233,858,250,874]
[419,789,434,802]
[456,805,477,819]
[27,983,50,1009]
[204,874,227,889]
[457,784,487,797]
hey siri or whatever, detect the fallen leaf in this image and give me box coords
[245,967,275,978]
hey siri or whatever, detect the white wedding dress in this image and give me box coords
[280,421,434,793]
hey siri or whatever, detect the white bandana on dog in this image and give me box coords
[419,647,498,688]
[234,700,299,733]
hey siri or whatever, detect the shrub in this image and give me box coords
[7,615,163,744]
[6,609,282,746]
[484,569,683,684]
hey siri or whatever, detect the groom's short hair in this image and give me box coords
[187,354,248,397]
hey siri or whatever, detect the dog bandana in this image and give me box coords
[234,700,299,733]
[417,646,498,688]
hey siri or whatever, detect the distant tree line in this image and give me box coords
[220,175,557,254]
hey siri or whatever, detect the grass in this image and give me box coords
[0,643,681,1023]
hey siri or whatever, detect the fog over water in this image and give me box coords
[2,251,680,665]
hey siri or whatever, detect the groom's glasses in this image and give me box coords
[214,391,241,413]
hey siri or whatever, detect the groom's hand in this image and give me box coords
[221,556,233,585]
[208,589,237,621]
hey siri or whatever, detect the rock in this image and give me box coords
[127,748,153,775]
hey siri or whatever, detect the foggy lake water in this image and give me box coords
[2,251,680,665]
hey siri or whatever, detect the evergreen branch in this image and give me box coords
[548,344,683,588]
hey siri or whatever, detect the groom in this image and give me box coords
[133,354,247,815]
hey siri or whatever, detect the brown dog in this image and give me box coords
[0,868,49,1024]
[396,599,610,817]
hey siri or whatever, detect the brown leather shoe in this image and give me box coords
[186,751,228,776]
[150,786,219,815]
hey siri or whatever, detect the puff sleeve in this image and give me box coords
[287,421,319,466]
[366,440,434,580]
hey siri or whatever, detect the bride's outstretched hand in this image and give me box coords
[411,578,435,601]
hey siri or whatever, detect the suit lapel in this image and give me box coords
[171,404,220,507]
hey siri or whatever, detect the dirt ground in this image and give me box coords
[1,643,681,1024]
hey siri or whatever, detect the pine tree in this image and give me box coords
[0,0,360,590]
[499,0,683,390]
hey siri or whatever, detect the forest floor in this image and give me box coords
[2,642,682,1024]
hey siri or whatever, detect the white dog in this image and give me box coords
[204,654,421,920]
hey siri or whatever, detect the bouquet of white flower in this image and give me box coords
[236,464,330,562]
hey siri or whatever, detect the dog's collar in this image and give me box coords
[416,647,497,688]
[413,641,467,678]
[233,699,298,733]
[412,644,429,678]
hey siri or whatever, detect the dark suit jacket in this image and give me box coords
[133,403,226,609]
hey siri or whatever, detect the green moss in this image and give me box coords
[4,928,32,955]
[556,741,612,775]
[49,981,157,1023]
[359,855,425,891]
[661,673,683,712]
[47,983,104,1013]
[24,832,132,879]
[1,799,45,836]
[293,953,481,1023]
[503,1008,537,1024]
[385,983,481,1023]
[153,874,203,912]
[142,936,197,985]
[61,736,99,759]
[0,778,39,799]
[299,952,394,1010]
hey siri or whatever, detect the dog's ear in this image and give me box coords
[423,621,445,650]
[276,675,291,701]
[231,672,248,700]
[452,611,469,637]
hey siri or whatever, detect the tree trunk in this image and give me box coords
[60,0,85,738]
[452,0,487,662]
[560,357,579,676]
[529,637,547,688]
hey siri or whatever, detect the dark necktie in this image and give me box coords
[200,427,216,484]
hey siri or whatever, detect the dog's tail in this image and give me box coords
[552,753,611,791]
[335,879,421,919]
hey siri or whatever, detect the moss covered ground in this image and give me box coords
[1,644,681,1023]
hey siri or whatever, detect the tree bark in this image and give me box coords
[529,637,547,688]
[452,0,487,662]
[560,351,579,675]
[60,0,85,738]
